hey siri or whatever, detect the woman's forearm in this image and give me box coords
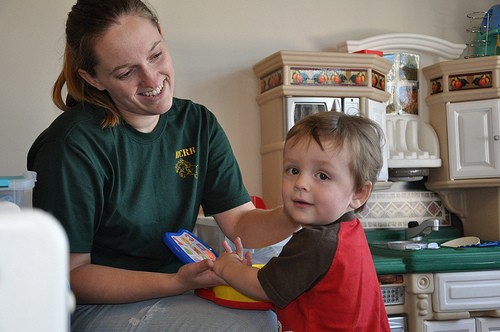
[70,263,183,304]
[70,258,222,304]
[215,203,299,249]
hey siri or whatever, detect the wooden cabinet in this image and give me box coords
[403,270,500,332]
[253,51,392,208]
[446,99,500,179]
[422,56,500,240]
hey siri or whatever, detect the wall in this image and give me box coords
[0,0,497,197]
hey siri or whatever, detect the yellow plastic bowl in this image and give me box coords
[195,264,273,310]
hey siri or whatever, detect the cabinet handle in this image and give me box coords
[495,135,500,141]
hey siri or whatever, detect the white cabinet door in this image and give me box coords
[446,99,500,179]
[425,318,476,332]
[476,317,500,332]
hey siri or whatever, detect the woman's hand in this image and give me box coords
[176,258,225,291]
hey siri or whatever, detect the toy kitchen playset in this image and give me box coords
[250,20,500,332]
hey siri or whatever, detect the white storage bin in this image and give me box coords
[0,171,37,208]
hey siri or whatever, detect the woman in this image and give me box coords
[27,0,296,330]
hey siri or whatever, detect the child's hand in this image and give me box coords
[212,237,269,302]
[222,237,253,266]
[213,237,252,277]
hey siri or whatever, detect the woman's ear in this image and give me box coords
[78,69,105,91]
[349,181,372,210]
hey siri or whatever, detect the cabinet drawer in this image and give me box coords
[424,318,475,332]
[433,271,500,312]
[476,317,500,332]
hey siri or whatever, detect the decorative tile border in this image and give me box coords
[260,69,283,93]
[258,66,387,94]
[357,190,450,229]
[290,67,369,87]
[430,77,443,95]
[372,70,386,90]
[449,71,492,91]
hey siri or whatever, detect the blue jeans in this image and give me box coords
[71,291,278,331]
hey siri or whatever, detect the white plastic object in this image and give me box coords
[0,210,72,332]
[386,114,441,168]
[440,236,480,248]
[0,201,21,212]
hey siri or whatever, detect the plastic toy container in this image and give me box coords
[0,171,37,208]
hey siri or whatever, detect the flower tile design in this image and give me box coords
[357,190,450,229]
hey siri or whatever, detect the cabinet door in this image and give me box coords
[476,317,500,332]
[447,99,500,179]
[433,271,500,312]
[424,318,476,332]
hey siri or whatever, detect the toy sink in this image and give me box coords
[366,228,500,274]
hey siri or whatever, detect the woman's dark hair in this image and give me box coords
[52,0,160,127]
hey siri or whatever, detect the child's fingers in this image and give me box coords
[244,250,253,266]
[233,237,244,259]
[222,240,233,253]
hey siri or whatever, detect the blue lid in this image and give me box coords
[0,179,10,187]
[0,176,23,188]
[483,4,500,31]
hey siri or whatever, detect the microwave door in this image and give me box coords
[284,97,340,137]
[285,102,327,137]
[294,103,326,123]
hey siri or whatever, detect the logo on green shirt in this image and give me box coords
[175,147,198,179]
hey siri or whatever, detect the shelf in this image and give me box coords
[253,50,392,104]
[423,55,500,105]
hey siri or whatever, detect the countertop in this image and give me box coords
[368,227,500,274]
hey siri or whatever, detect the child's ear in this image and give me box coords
[349,181,372,210]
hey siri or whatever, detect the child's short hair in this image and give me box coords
[285,111,384,191]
